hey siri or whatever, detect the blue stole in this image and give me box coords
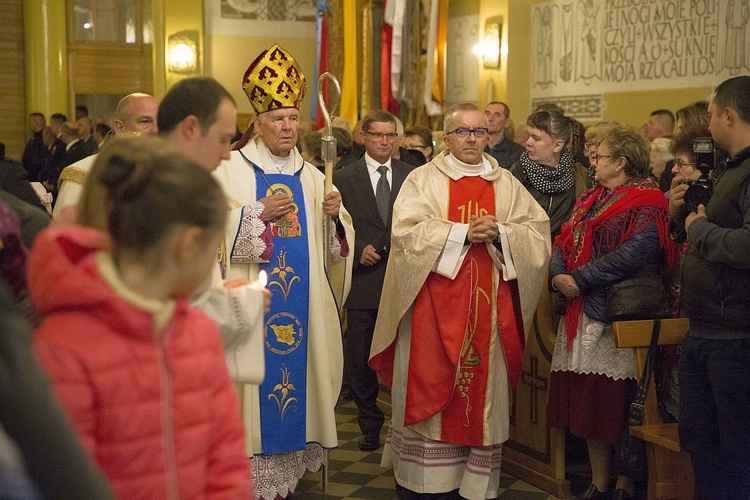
[254,166,310,455]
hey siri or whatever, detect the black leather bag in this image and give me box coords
[614,319,662,480]
[607,274,671,322]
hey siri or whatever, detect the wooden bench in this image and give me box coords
[612,319,695,500]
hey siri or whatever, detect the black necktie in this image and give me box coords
[376,165,390,224]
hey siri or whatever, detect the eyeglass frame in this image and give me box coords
[675,158,697,169]
[445,127,490,138]
[364,131,399,142]
[591,153,613,164]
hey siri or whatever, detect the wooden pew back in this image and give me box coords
[612,318,694,499]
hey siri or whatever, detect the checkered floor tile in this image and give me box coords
[293,399,560,499]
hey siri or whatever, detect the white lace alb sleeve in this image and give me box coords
[231,201,269,264]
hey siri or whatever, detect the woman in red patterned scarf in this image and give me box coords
[547,123,676,500]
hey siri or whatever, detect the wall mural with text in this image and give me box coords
[530,0,749,118]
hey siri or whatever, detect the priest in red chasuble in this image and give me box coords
[370,102,551,500]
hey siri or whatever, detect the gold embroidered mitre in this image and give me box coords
[242,44,306,114]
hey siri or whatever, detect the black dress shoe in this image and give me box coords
[358,433,381,451]
[575,484,609,500]
[613,489,633,500]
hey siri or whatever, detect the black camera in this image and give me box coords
[683,137,714,213]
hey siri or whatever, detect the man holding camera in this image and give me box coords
[670,76,750,499]
[333,109,415,450]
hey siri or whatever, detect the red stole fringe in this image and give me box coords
[554,180,677,349]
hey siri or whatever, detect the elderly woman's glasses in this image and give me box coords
[445,127,489,138]
[675,158,696,169]
[591,153,612,164]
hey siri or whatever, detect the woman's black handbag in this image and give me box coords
[614,319,661,480]
[608,274,671,322]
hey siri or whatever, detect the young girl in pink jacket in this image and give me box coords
[29,137,252,499]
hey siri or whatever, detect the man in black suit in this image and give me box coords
[333,109,415,451]
[43,121,86,194]
[76,116,97,156]
[21,113,46,182]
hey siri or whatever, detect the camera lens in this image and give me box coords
[684,183,712,213]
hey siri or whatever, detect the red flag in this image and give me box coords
[380,0,398,114]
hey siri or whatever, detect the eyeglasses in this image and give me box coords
[675,158,696,169]
[445,127,489,138]
[365,131,399,142]
[591,153,613,163]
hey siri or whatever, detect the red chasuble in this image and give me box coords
[405,176,524,447]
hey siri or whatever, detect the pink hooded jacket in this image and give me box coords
[28,227,252,499]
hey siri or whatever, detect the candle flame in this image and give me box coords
[259,270,267,287]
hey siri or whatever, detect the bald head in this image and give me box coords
[61,121,80,143]
[114,93,158,136]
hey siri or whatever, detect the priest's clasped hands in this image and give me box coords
[259,191,342,221]
[467,214,499,244]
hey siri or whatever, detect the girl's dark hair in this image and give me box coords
[526,110,575,151]
[80,136,227,251]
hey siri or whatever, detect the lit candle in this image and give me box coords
[259,270,268,288]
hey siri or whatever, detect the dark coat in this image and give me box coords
[550,213,664,322]
[0,280,115,499]
[0,191,50,249]
[81,136,97,156]
[680,151,750,334]
[21,132,46,182]
[0,158,47,211]
[397,147,426,167]
[510,160,590,239]
[485,138,525,168]
[41,139,66,187]
[63,141,88,169]
[334,156,414,309]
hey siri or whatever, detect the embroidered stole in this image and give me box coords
[254,167,310,455]
[406,176,523,446]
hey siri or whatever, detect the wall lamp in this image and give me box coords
[167,30,199,74]
[472,16,503,70]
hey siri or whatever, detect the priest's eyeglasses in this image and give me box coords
[365,131,399,142]
[445,127,489,138]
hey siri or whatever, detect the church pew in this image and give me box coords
[612,319,695,500]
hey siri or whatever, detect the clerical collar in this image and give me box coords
[445,153,491,176]
[257,138,298,174]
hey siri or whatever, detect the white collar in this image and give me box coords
[445,153,491,176]
[364,153,392,175]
